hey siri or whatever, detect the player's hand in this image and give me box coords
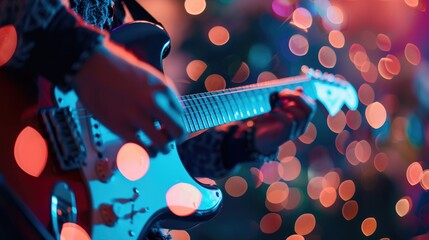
[254,88,316,154]
[72,40,185,154]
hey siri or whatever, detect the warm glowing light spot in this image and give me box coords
[299,123,317,144]
[329,30,345,48]
[391,117,407,142]
[358,83,375,106]
[349,44,366,63]
[374,152,389,172]
[284,188,302,210]
[320,187,337,207]
[278,141,297,160]
[353,51,370,72]
[289,34,309,56]
[267,182,289,204]
[225,176,248,197]
[346,110,362,130]
[355,140,371,163]
[257,71,278,83]
[385,54,401,76]
[0,25,17,67]
[361,217,377,237]
[326,6,344,25]
[266,200,284,212]
[205,74,226,92]
[186,60,207,81]
[323,171,340,189]
[421,170,429,190]
[346,141,360,166]
[318,46,337,68]
[365,102,387,129]
[117,143,150,181]
[336,130,350,154]
[404,0,420,7]
[208,26,230,46]
[271,0,295,19]
[327,110,346,133]
[250,167,264,188]
[376,34,391,52]
[361,63,378,83]
[342,200,358,220]
[14,126,48,177]
[60,223,90,240]
[406,162,423,186]
[278,157,301,181]
[307,177,324,200]
[286,235,305,240]
[291,8,313,30]
[260,213,282,234]
[169,230,190,240]
[195,177,216,186]
[261,161,282,184]
[396,197,411,217]
[378,58,394,80]
[295,213,316,236]
[184,0,206,15]
[166,183,202,217]
[339,180,355,201]
[231,62,250,83]
[405,43,421,66]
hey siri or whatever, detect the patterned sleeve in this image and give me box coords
[178,122,278,179]
[0,0,105,88]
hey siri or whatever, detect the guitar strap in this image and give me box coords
[121,0,164,28]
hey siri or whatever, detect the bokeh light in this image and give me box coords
[14,126,48,177]
[231,62,250,83]
[0,25,17,67]
[358,83,375,106]
[278,141,297,160]
[186,60,207,81]
[307,176,324,200]
[166,183,202,217]
[355,140,371,163]
[267,181,289,204]
[117,143,150,181]
[328,30,345,48]
[404,0,420,8]
[406,162,423,186]
[405,43,421,66]
[208,26,230,46]
[361,217,377,237]
[205,74,226,91]
[169,230,191,240]
[184,0,206,15]
[374,152,389,172]
[395,197,411,217]
[346,110,362,130]
[291,8,313,30]
[365,102,387,129]
[361,63,378,83]
[278,156,302,181]
[261,161,282,184]
[342,200,359,220]
[257,71,278,83]
[385,54,401,76]
[326,6,344,25]
[60,223,91,240]
[250,167,264,188]
[318,46,337,68]
[225,176,248,197]
[376,34,391,52]
[271,0,295,19]
[298,123,317,144]
[294,213,316,236]
[260,213,282,234]
[286,235,305,240]
[323,171,341,189]
[289,34,309,56]
[421,170,429,190]
[327,110,346,133]
[284,188,302,210]
[319,187,337,208]
[339,180,356,201]
[335,130,351,154]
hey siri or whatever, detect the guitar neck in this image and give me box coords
[180,75,316,133]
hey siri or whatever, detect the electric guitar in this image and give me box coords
[0,21,358,239]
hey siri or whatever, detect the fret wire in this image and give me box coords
[183,95,198,132]
[194,92,212,128]
[192,94,208,129]
[203,92,218,126]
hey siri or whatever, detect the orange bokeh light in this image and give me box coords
[404,0,420,8]
[339,180,356,201]
[327,110,346,133]
[166,183,202,217]
[396,197,412,217]
[260,213,282,234]
[406,162,423,186]
[267,182,289,204]
[298,123,317,144]
[278,156,301,181]
[323,171,341,189]
[60,223,91,240]
[376,34,391,52]
[335,130,351,155]
[250,167,264,188]
[374,152,389,172]
[361,62,378,83]
[365,102,387,129]
[327,6,344,25]
[278,141,297,160]
[169,230,191,240]
[14,126,48,177]
[231,62,250,83]
[346,110,362,130]
[205,74,226,92]
[405,43,421,66]
[0,25,18,67]
[261,161,282,184]
[186,60,207,81]
[307,176,324,200]
[342,200,359,220]
[117,143,150,181]
[294,213,316,236]
[284,188,302,210]
[328,30,345,48]
[225,176,248,197]
[385,54,401,76]
[208,26,230,46]
[421,170,429,190]
[358,83,375,106]
[286,235,305,240]
[361,217,377,237]
[291,8,313,30]
[184,0,206,15]
[319,187,337,208]
[355,140,371,163]
[257,71,278,83]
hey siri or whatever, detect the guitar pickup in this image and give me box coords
[40,107,87,171]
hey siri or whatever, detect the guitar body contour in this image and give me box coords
[0,21,223,239]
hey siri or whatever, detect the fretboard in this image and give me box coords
[180,75,317,133]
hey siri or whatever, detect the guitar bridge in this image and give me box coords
[40,107,86,171]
